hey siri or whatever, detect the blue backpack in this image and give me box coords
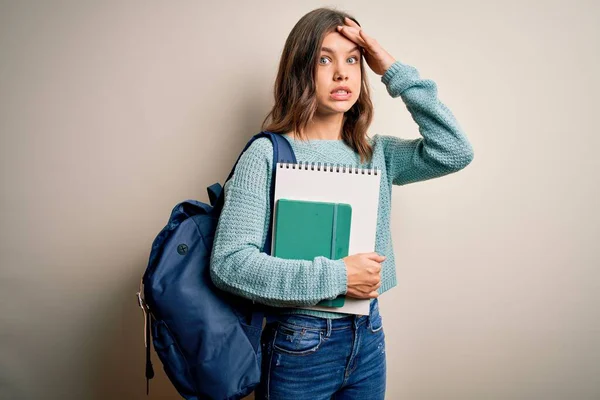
[136,131,297,399]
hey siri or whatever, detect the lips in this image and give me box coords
[330,86,352,101]
[331,86,351,94]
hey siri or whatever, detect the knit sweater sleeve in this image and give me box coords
[378,60,474,186]
[209,138,348,307]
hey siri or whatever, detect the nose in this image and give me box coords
[334,65,349,81]
[334,71,348,81]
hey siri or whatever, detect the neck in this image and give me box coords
[292,111,345,140]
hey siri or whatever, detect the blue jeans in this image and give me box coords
[255,299,386,399]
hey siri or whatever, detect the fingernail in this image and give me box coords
[337,25,343,30]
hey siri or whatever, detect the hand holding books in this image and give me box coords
[342,252,385,299]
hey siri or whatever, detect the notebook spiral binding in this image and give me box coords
[277,161,380,175]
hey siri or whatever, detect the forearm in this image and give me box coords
[381,61,474,185]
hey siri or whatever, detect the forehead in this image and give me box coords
[320,31,359,53]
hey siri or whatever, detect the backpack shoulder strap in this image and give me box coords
[261,131,296,255]
[224,131,296,184]
[214,131,296,230]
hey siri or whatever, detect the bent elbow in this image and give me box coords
[457,143,474,169]
[448,141,474,171]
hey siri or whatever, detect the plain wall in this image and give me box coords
[1,0,598,399]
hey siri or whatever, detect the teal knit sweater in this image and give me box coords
[209,60,474,319]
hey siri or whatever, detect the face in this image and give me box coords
[314,31,362,116]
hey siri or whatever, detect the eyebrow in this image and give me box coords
[321,46,360,54]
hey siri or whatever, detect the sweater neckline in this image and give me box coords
[281,133,344,143]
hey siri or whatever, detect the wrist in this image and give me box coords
[380,58,397,75]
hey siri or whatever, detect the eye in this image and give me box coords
[318,56,360,65]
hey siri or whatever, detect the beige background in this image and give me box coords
[1,0,598,399]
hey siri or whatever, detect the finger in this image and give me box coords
[368,264,382,274]
[347,289,370,299]
[337,26,369,48]
[366,252,386,261]
[370,261,382,272]
[343,16,361,29]
[358,252,375,260]
[358,30,378,54]
[369,291,379,298]
[341,24,373,51]
[357,28,373,42]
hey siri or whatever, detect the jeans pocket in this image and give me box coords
[272,323,323,356]
[368,313,384,333]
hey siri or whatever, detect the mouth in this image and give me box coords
[330,87,352,101]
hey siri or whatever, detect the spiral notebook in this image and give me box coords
[271,160,382,316]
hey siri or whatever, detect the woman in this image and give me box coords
[210,7,474,399]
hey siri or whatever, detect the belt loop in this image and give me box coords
[369,298,377,322]
[326,318,332,337]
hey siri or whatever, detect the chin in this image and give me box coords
[319,100,357,114]
[317,106,351,116]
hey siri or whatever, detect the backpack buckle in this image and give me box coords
[136,291,149,312]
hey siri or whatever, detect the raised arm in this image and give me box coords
[379,60,474,186]
[209,138,348,307]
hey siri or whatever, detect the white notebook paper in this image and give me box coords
[271,160,382,315]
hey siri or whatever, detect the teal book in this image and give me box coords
[273,199,352,308]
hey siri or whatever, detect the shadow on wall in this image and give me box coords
[87,255,177,399]
[88,253,260,399]
[88,93,271,399]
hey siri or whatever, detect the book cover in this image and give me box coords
[273,198,352,308]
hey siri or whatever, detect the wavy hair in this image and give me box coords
[260,7,374,164]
